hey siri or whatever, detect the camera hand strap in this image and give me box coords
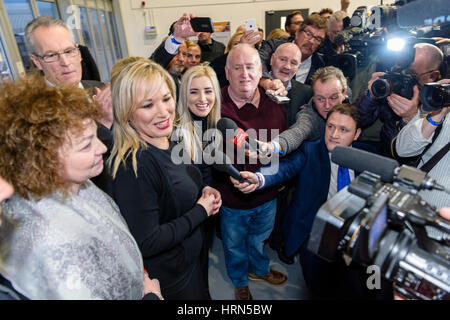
[419,141,450,173]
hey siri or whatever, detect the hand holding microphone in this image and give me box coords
[216,117,284,158]
[230,171,261,194]
[203,147,250,184]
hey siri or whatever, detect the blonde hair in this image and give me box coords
[174,65,221,162]
[225,30,245,54]
[109,60,176,178]
[110,56,149,85]
[311,66,347,92]
[267,28,290,41]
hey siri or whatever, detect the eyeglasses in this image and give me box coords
[33,45,79,63]
[302,29,324,43]
[411,69,436,79]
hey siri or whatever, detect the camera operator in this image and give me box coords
[318,10,347,58]
[395,78,450,210]
[355,43,443,158]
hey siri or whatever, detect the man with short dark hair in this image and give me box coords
[319,8,333,20]
[285,11,304,37]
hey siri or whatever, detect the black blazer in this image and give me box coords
[81,80,113,191]
[150,38,176,69]
[286,80,314,127]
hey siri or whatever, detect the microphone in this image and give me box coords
[331,146,447,192]
[203,148,249,183]
[216,117,259,152]
[331,146,399,182]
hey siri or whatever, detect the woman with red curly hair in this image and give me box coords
[0,76,161,300]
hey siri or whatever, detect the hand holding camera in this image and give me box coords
[172,13,199,42]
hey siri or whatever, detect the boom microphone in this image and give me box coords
[331,146,399,182]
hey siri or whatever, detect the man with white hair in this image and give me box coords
[25,16,113,190]
[213,43,288,300]
[25,16,112,130]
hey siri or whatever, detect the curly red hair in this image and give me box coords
[0,75,103,200]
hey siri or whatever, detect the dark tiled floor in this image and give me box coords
[208,236,311,300]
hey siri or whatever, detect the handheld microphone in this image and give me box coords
[217,117,259,152]
[203,148,249,183]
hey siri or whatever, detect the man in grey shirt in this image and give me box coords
[259,66,349,156]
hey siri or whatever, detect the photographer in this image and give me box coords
[355,43,443,158]
[395,79,450,209]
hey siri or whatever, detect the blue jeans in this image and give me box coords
[220,199,277,287]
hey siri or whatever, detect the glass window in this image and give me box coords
[3,0,35,71]
[108,11,121,61]
[78,7,95,60]
[89,8,110,82]
[99,10,115,65]
[36,1,59,18]
[0,36,13,82]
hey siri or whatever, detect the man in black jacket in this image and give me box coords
[259,14,328,93]
[198,32,225,63]
[264,42,314,265]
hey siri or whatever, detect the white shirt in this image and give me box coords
[328,153,355,200]
[295,55,312,84]
[396,115,450,209]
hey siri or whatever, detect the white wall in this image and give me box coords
[113,0,389,58]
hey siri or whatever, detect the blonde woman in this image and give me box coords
[173,65,222,299]
[174,64,221,184]
[108,60,221,300]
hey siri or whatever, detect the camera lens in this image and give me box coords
[431,87,448,106]
[371,79,390,99]
[420,83,450,112]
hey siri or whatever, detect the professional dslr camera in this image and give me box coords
[308,146,450,300]
[420,82,450,112]
[371,69,418,99]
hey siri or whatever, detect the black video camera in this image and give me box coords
[308,146,450,300]
[420,82,450,112]
[371,69,418,99]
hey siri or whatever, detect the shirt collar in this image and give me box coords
[45,78,83,89]
[227,86,261,109]
[269,71,292,91]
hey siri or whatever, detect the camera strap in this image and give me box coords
[419,140,450,173]
[395,123,443,167]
